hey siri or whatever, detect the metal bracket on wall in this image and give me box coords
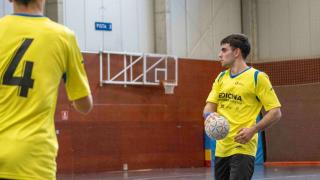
[98,50,178,89]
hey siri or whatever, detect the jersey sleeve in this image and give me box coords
[65,33,91,101]
[256,72,281,111]
[206,72,223,104]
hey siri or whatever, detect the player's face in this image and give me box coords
[218,43,236,67]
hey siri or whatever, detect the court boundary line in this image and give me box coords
[255,174,320,180]
[265,161,320,166]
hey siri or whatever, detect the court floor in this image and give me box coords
[57,165,320,180]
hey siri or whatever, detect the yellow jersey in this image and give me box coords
[0,14,90,179]
[206,67,281,157]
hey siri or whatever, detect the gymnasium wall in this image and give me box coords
[1,0,320,60]
[63,0,155,53]
[166,0,242,59]
[55,53,222,173]
[251,59,320,162]
[55,54,320,173]
[268,84,320,162]
[0,0,12,16]
[257,0,320,60]
[60,0,320,60]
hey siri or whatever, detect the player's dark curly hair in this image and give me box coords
[14,0,35,6]
[220,34,251,59]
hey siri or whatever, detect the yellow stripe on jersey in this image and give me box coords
[0,15,90,179]
[206,67,281,157]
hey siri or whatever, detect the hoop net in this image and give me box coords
[162,80,176,94]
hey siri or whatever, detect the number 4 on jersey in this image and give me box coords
[3,38,34,97]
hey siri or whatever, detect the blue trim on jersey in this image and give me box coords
[256,113,262,122]
[254,70,260,102]
[62,73,67,83]
[13,13,44,17]
[229,67,251,78]
[254,70,260,86]
[256,132,264,164]
[217,71,226,82]
[255,113,264,164]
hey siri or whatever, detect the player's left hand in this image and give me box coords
[234,127,256,144]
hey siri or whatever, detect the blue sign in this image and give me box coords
[95,22,112,31]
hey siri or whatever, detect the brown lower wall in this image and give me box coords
[55,54,222,173]
[251,58,320,162]
[55,55,320,173]
[251,58,320,86]
[266,84,320,162]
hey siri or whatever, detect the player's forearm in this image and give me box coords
[72,94,93,114]
[253,107,281,133]
[203,103,217,114]
[203,103,218,120]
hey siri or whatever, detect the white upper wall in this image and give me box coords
[1,0,320,60]
[0,0,13,17]
[0,1,3,17]
[63,0,154,53]
[168,0,242,60]
[257,0,320,60]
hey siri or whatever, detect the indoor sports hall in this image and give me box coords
[1,0,320,179]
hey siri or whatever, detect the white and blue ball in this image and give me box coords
[205,114,229,140]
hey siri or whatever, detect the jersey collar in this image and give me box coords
[13,13,44,17]
[229,67,252,78]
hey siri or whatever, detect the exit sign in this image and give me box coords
[95,22,112,31]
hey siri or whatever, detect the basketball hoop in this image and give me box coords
[161,80,176,94]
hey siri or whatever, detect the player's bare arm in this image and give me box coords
[72,94,93,114]
[203,102,217,115]
[235,107,281,144]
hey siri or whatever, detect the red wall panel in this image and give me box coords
[55,55,320,173]
[55,54,222,173]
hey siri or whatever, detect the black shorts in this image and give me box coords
[214,154,255,180]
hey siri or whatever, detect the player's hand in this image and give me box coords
[234,127,256,144]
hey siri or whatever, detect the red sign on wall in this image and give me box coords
[61,111,69,121]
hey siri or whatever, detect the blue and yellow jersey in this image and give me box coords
[0,14,90,179]
[206,67,281,157]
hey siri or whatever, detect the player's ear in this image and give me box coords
[233,48,241,58]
